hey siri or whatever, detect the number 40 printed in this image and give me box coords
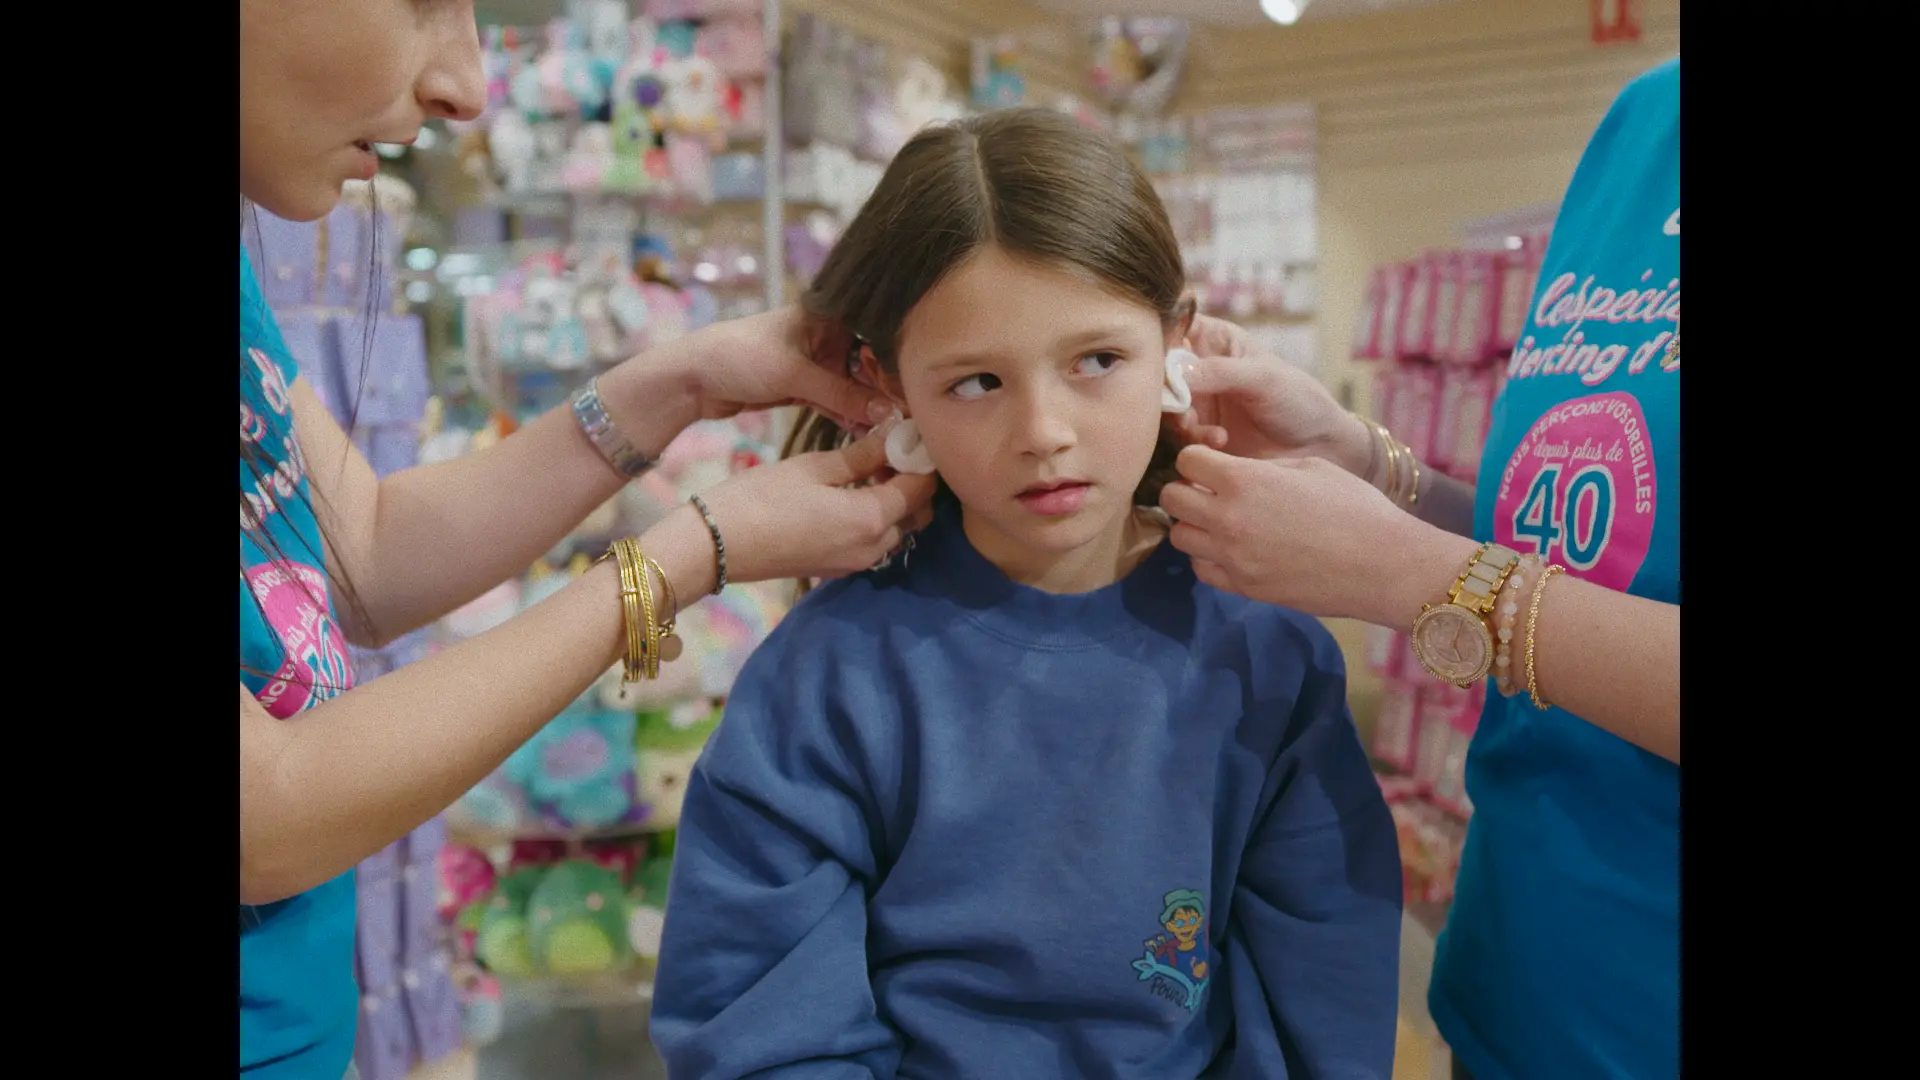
[1512,465,1615,570]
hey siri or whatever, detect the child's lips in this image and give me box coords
[1016,480,1090,515]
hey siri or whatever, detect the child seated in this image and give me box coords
[651,107,1402,1080]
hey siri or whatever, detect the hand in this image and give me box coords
[1185,312,1253,360]
[1159,445,1478,626]
[693,419,938,586]
[1166,328,1373,478]
[601,306,891,449]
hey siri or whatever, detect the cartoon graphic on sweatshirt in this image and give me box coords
[1133,888,1210,1012]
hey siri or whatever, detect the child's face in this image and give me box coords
[891,245,1174,562]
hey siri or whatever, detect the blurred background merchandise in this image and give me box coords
[238,3,1677,1077]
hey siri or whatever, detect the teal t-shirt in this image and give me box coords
[239,241,360,1077]
[1430,59,1679,1080]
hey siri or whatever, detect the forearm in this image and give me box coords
[1407,468,1478,537]
[240,508,719,905]
[1375,528,1680,763]
[358,395,682,640]
[1332,411,1478,538]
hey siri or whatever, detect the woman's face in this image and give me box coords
[240,0,485,222]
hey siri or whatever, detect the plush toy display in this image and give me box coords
[429,0,809,997]
[526,859,634,976]
[970,35,1026,110]
[473,866,544,977]
[1087,18,1189,117]
[468,8,763,203]
[455,967,503,1046]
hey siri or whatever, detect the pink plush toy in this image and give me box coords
[438,844,499,957]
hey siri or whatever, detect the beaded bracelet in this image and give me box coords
[688,494,727,594]
[1490,554,1545,697]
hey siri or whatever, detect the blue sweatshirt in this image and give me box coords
[651,499,1402,1079]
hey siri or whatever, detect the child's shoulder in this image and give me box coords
[735,572,918,683]
[1188,575,1347,676]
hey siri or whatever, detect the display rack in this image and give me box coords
[1351,204,1561,917]
[1122,101,1322,376]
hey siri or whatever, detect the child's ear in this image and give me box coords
[858,345,909,412]
[1168,291,1198,350]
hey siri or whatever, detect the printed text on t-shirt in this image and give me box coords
[1506,269,1678,386]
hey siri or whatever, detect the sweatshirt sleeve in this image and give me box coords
[1223,631,1403,1079]
[649,610,903,1080]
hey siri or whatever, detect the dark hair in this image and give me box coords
[782,107,1191,570]
[239,195,382,668]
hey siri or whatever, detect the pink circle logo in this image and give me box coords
[1492,392,1657,593]
[245,561,354,718]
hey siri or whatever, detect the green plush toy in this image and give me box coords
[474,867,545,978]
[526,860,634,977]
[630,852,673,908]
[635,706,720,831]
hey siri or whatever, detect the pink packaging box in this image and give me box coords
[1353,266,1388,361]
[1371,684,1423,775]
[1427,251,1462,365]
[1450,251,1500,367]
[1376,263,1412,363]
[1398,256,1437,361]
[1385,362,1440,463]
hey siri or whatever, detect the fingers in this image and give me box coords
[1172,444,1244,493]
[1178,353,1269,400]
[1189,558,1228,590]
[812,419,895,485]
[785,355,886,432]
[1167,521,1226,566]
[1188,314,1249,358]
[865,469,938,529]
[1166,411,1231,451]
[1157,478,1210,524]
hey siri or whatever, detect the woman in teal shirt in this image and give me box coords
[1159,60,1680,1080]
[239,3,938,1076]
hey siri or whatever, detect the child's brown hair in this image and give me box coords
[783,107,1192,588]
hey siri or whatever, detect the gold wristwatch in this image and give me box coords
[1410,543,1521,688]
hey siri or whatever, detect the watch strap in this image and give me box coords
[572,377,655,479]
[1447,543,1520,617]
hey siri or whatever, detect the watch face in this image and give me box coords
[1412,605,1493,684]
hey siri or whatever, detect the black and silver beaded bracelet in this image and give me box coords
[688,494,727,594]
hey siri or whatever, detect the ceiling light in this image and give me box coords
[1260,0,1310,25]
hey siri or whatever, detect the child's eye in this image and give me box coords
[948,372,1002,400]
[1072,351,1124,376]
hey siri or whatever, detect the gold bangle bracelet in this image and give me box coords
[644,554,683,666]
[1375,420,1399,499]
[1406,450,1422,508]
[630,539,660,681]
[601,539,645,684]
[1525,564,1566,711]
[1354,412,1392,495]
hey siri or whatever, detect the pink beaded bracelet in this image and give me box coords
[1491,554,1546,697]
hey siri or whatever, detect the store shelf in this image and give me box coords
[448,821,668,848]
[503,971,657,1011]
[407,1046,477,1080]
